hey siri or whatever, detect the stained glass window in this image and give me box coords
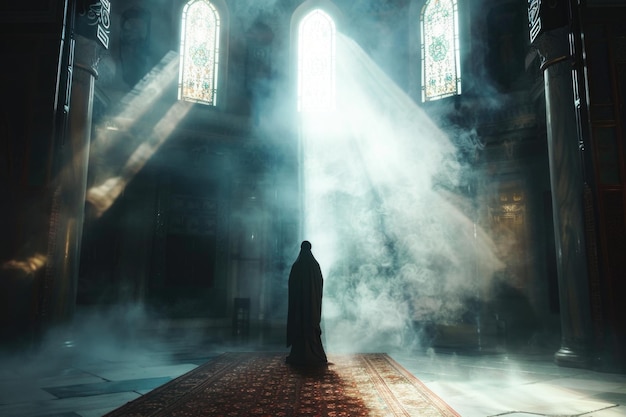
[179,0,220,105]
[421,0,461,102]
[298,9,336,112]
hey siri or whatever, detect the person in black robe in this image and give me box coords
[286,241,328,366]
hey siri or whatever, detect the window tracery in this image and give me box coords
[297,8,336,112]
[179,0,221,105]
[421,0,461,101]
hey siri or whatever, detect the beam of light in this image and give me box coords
[86,100,192,217]
[92,51,180,150]
[85,50,190,218]
[2,253,47,275]
[301,33,504,354]
[0,55,182,286]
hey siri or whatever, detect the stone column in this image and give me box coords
[534,27,594,368]
[42,0,111,344]
[43,34,101,339]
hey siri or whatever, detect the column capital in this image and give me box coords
[74,34,102,79]
[533,27,571,73]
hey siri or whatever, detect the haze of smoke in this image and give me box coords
[302,33,504,353]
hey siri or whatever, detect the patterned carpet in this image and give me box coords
[104,352,460,416]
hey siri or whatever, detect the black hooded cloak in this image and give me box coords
[286,241,327,366]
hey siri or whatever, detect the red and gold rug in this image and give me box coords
[104,352,460,416]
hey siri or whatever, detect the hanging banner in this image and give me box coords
[528,0,542,44]
[528,0,569,44]
[76,0,112,49]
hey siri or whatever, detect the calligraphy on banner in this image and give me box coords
[76,0,111,49]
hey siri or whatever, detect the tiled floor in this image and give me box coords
[1,318,625,417]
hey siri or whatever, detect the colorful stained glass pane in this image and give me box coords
[179,0,220,105]
[421,0,461,101]
[298,9,336,112]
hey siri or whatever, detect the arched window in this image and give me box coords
[297,9,336,112]
[179,0,221,105]
[421,0,461,102]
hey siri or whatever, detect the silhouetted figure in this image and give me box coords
[286,241,328,366]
